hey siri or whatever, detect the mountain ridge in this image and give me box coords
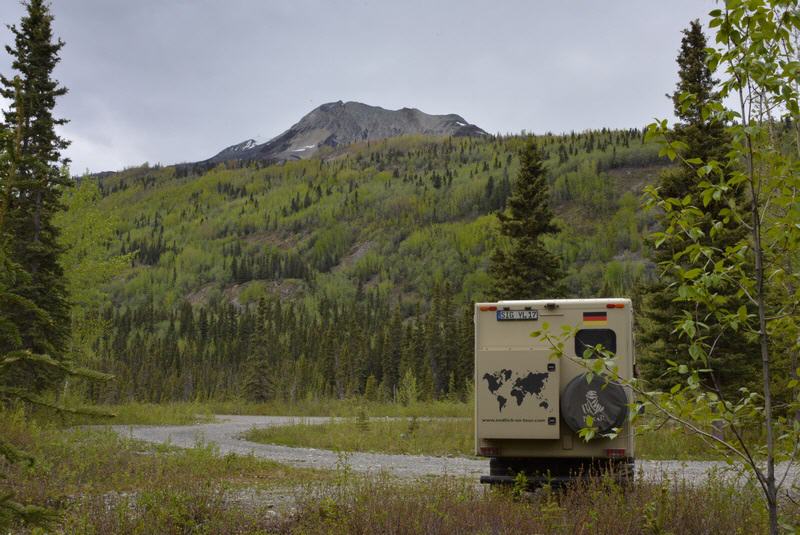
[205,100,488,165]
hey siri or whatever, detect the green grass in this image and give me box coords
[243,415,737,461]
[635,423,729,461]
[60,401,215,425]
[204,398,472,418]
[245,417,474,456]
[1,407,329,533]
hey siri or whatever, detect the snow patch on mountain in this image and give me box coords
[205,101,488,165]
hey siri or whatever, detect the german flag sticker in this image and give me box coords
[583,311,608,326]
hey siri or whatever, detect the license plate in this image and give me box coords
[496,310,539,321]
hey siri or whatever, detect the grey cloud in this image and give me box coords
[0,0,711,173]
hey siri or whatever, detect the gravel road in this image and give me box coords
[106,415,795,485]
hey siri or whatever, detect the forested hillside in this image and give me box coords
[68,130,668,403]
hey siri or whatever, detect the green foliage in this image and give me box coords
[489,141,563,299]
[55,179,133,402]
[0,0,71,361]
[0,4,116,529]
[640,4,800,533]
[61,128,667,404]
[363,374,378,401]
[511,470,529,500]
[397,368,418,406]
[638,19,756,399]
[56,179,132,310]
[552,160,615,213]
[0,231,89,531]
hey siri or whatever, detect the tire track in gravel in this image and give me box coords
[106,415,797,484]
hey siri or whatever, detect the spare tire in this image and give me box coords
[561,375,628,436]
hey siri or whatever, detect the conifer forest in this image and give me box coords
[87,131,664,404]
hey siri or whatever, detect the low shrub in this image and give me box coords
[291,472,784,534]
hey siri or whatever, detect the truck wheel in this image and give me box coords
[561,374,628,435]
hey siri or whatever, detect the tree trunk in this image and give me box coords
[748,142,778,535]
[793,337,800,424]
[711,417,725,441]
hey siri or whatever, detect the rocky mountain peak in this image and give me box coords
[206,101,487,164]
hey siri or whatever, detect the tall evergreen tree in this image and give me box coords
[1,82,107,529]
[489,141,562,299]
[0,237,60,530]
[381,307,403,392]
[639,20,756,397]
[0,0,71,359]
[243,298,272,401]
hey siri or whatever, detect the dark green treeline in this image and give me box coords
[92,283,472,403]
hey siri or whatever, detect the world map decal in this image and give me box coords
[482,369,550,412]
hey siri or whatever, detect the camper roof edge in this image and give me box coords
[484,298,632,308]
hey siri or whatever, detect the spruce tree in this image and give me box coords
[639,20,756,397]
[381,307,403,392]
[0,0,71,359]
[243,298,272,401]
[1,121,108,532]
[489,141,562,299]
[426,282,445,395]
[456,304,474,390]
[0,239,58,530]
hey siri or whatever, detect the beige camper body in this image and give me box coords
[474,298,634,484]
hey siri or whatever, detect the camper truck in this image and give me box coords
[474,298,634,486]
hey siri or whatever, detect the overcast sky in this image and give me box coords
[0,1,714,174]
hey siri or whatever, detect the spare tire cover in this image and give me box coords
[561,374,628,435]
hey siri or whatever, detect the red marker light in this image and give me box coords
[606,448,626,458]
[606,303,625,309]
[479,447,499,457]
[479,306,497,312]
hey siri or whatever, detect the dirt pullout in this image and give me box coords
[106,415,796,484]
